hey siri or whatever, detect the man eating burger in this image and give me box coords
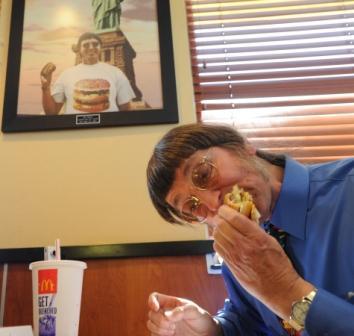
[145,123,354,336]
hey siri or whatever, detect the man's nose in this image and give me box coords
[196,189,221,213]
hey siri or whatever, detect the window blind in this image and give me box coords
[185,0,354,163]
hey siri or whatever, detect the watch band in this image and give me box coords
[289,288,318,331]
[305,289,317,301]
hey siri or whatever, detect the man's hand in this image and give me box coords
[147,292,222,336]
[40,62,56,90]
[212,205,314,320]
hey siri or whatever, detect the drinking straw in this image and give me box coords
[55,238,61,260]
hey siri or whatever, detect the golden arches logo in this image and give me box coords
[38,269,57,294]
[39,279,55,292]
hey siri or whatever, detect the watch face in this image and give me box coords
[292,300,310,325]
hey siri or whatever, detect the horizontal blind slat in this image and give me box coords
[195,56,354,72]
[248,134,354,147]
[200,103,354,117]
[242,124,354,137]
[191,17,354,36]
[189,11,354,28]
[203,113,354,127]
[254,146,354,156]
[188,2,354,18]
[194,77,354,97]
[186,0,354,12]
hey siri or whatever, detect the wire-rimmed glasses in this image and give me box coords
[179,153,218,223]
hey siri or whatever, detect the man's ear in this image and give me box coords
[72,44,79,53]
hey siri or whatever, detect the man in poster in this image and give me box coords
[40,32,135,115]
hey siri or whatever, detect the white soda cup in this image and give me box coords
[29,260,87,336]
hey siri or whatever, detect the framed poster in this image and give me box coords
[2,0,178,132]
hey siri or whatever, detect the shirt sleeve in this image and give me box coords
[214,265,275,336]
[51,75,65,103]
[215,301,272,336]
[115,69,135,106]
[305,288,354,335]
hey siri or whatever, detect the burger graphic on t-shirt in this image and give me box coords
[73,79,110,112]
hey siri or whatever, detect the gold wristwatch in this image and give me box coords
[289,289,317,331]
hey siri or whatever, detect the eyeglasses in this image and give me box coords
[191,153,218,190]
[81,41,100,49]
[179,153,218,223]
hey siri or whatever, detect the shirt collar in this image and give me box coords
[269,157,309,240]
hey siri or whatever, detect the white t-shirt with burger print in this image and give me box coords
[51,62,135,114]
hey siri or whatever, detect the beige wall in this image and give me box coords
[0,0,205,248]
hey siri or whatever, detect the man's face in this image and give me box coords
[79,38,101,65]
[165,147,280,230]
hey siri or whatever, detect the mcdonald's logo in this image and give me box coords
[38,269,57,294]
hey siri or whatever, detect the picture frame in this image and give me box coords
[2,0,178,132]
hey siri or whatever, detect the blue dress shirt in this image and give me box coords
[215,157,354,335]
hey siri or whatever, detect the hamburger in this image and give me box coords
[40,62,56,78]
[73,79,110,112]
[224,184,261,224]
